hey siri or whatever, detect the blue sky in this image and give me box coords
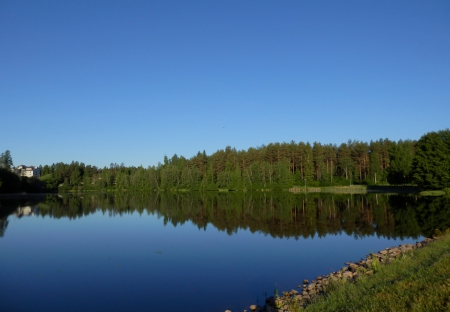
[1,0,449,168]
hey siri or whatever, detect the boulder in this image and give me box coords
[307,283,316,290]
[343,271,353,279]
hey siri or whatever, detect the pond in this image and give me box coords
[1,192,449,312]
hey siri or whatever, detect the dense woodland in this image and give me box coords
[1,129,449,193]
[39,138,415,192]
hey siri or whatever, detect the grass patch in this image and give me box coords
[420,190,446,196]
[289,185,367,194]
[303,234,450,312]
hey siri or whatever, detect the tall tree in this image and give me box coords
[413,129,450,189]
[0,150,13,169]
[387,140,415,185]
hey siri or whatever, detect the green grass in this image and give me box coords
[419,190,446,196]
[289,185,367,194]
[302,233,450,312]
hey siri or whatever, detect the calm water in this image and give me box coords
[1,192,449,312]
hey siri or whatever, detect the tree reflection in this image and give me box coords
[1,193,449,239]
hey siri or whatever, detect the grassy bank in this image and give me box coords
[303,232,450,312]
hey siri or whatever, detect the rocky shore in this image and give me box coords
[227,236,439,312]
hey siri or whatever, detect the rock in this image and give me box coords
[307,283,316,290]
[348,263,359,272]
[229,235,436,312]
[343,271,353,279]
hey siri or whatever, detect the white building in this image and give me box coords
[12,165,41,178]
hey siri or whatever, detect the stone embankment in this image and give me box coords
[226,237,438,312]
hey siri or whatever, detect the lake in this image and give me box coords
[1,192,449,312]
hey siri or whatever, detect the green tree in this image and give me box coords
[70,168,82,187]
[412,129,450,189]
[387,140,414,185]
[0,150,13,169]
[40,174,58,192]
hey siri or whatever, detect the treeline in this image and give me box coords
[5,192,450,239]
[2,129,449,193]
[38,139,415,192]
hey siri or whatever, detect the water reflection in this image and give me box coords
[2,192,449,239]
[0,195,44,237]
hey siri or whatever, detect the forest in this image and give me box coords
[0,129,449,193]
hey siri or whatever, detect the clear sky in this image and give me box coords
[1,0,449,168]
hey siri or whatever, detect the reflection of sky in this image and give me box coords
[0,211,421,312]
